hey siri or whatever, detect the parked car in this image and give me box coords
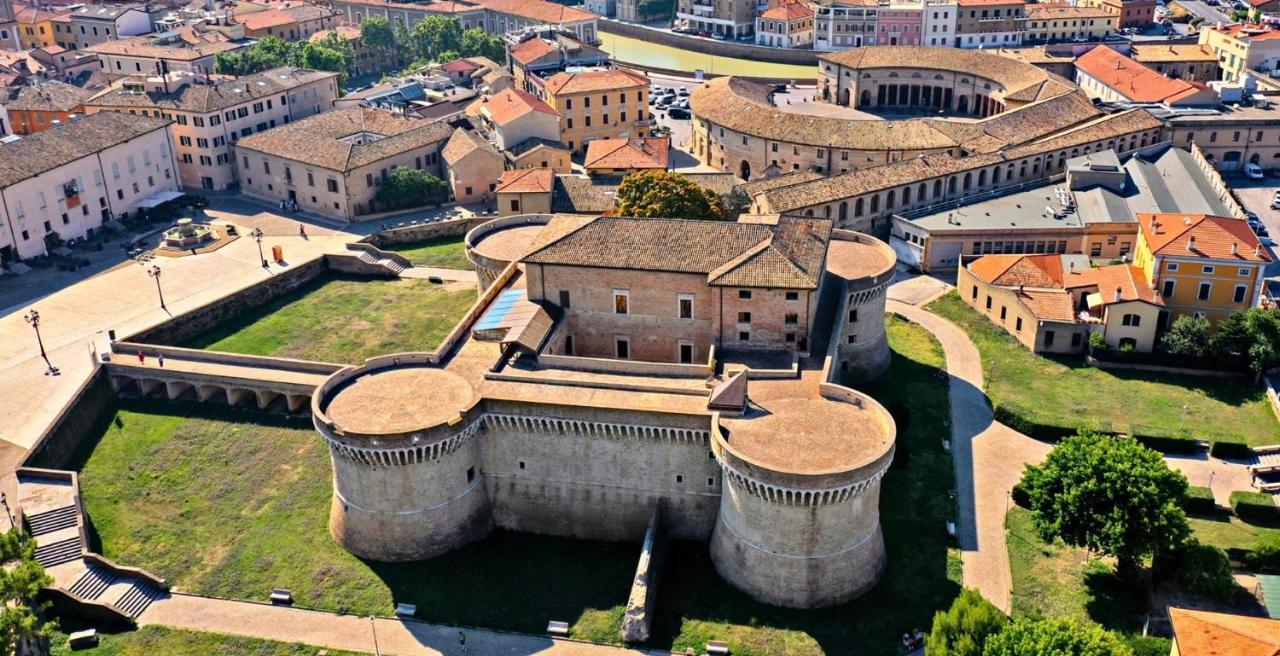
[677,87,690,96]
[667,107,692,120]
[1244,163,1265,179]
[698,30,710,37]
[673,97,690,109]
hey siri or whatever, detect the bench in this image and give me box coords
[269,588,293,605]
[706,640,730,655]
[546,621,570,636]
[395,603,417,618]
[67,629,98,649]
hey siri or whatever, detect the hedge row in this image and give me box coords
[1230,491,1280,527]
[1182,486,1216,515]
[993,402,1250,456]
[1244,537,1280,574]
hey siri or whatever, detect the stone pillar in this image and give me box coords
[286,394,309,413]
[137,378,161,397]
[164,381,192,401]
[255,390,280,410]
[226,388,251,407]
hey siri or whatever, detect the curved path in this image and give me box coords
[887,298,1051,613]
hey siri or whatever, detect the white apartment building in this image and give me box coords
[84,67,339,191]
[70,4,153,51]
[921,0,957,46]
[815,0,878,50]
[0,112,177,262]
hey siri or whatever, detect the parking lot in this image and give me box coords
[1220,175,1280,276]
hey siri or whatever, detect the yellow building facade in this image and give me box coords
[537,68,650,154]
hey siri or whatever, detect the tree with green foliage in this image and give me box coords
[411,15,462,63]
[295,33,355,86]
[360,16,396,67]
[983,619,1133,656]
[393,18,413,68]
[1211,307,1280,379]
[215,36,294,76]
[460,27,505,62]
[721,186,752,221]
[1174,541,1237,601]
[928,589,1007,656]
[0,529,55,656]
[613,170,726,221]
[1160,314,1211,359]
[1019,432,1190,579]
[374,168,449,212]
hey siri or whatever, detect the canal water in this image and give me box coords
[598,32,816,80]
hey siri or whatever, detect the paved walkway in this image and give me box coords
[140,594,664,656]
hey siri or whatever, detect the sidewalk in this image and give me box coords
[140,594,666,656]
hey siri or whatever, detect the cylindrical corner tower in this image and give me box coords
[709,386,896,608]
[464,214,553,291]
[828,230,897,384]
[312,362,492,562]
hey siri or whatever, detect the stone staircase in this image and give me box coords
[67,564,116,599]
[26,505,83,568]
[1249,446,1280,494]
[357,250,408,275]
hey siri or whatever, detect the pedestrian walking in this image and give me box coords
[157,353,165,368]
[458,630,467,652]
[138,351,145,365]
[298,224,307,239]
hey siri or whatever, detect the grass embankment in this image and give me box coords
[379,235,472,270]
[50,626,367,656]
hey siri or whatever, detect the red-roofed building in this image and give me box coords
[1170,608,1280,656]
[496,168,554,215]
[1135,213,1271,324]
[329,0,599,48]
[1199,22,1280,83]
[534,68,650,153]
[584,137,671,175]
[961,252,1165,352]
[756,0,814,48]
[470,87,561,151]
[1075,46,1218,106]
[238,4,336,40]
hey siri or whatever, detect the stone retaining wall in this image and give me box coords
[24,370,116,470]
[363,217,493,248]
[621,503,668,643]
[601,19,820,66]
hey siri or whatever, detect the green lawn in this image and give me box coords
[379,235,472,270]
[927,291,1280,446]
[50,626,366,656]
[73,314,960,656]
[1189,513,1280,552]
[178,275,476,363]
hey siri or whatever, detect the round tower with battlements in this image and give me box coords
[829,230,898,384]
[709,384,896,608]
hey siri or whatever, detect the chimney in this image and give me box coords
[1188,235,1197,251]
[1114,286,1122,302]
[1257,244,1263,257]
[1231,242,1238,255]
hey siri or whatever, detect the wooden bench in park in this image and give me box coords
[546,620,570,636]
[269,588,293,605]
[395,603,417,618]
[706,640,730,654]
[67,629,98,649]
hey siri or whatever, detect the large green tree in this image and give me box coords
[360,16,396,66]
[410,16,463,63]
[613,170,726,221]
[1019,432,1190,579]
[1159,314,1211,359]
[460,27,505,61]
[1211,307,1280,378]
[928,589,1007,656]
[983,619,1133,656]
[295,34,355,86]
[374,168,449,212]
[0,529,55,656]
[215,35,354,84]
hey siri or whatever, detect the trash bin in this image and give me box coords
[272,245,283,262]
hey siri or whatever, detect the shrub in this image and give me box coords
[1125,636,1172,656]
[993,402,1097,443]
[1176,542,1237,601]
[1244,536,1280,574]
[983,618,1133,656]
[1011,482,1031,509]
[928,588,1007,656]
[1181,486,1216,515]
[1129,429,1204,455]
[1088,331,1106,352]
[1209,436,1252,460]
[1231,491,1280,527]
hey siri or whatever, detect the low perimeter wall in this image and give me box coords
[363,216,494,248]
[600,19,820,66]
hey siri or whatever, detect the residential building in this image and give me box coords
[891,145,1237,272]
[331,0,600,46]
[69,4,153,51]
[2,79,90,134]
[583,136,670,175]
[814,0,879,49]
[876,0,924,46]
[12,1,69,49]
[83,67,339,190]
[676,0,757,38]
[0,0,15,49]
[959,253,1162,352]
[1074,46,1218,106]
[1249,0,1280,21]
[506,137,572,173]
[1130,43,1220,82]
[1081,0,1156,29]
[1025,4,1113,43]
[469,87,561,152]
[441,127,503,204]
[507,29,609,90]
[921,0,958,46]
[233,107,453,221]
[1198,22,1280,83]
[237,4,335,41]
[617,0,673,22]
[90,25,250,78]
[0,112,178,262]
[533,68,649,153]
[495,167,553,215]
[954,0,1026,48]
[756,0,815,47]
[1158,103,1280,172]
[1168,608,1280,656]
[439,56,502,89]
[1134,212,1270,325]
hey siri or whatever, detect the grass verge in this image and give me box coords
[927,291,1279,446]
[379,235,472,270]
[49,626,367,656]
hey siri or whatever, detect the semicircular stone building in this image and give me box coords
[313,213,900,608]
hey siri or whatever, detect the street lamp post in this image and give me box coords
[147,264,166,310]
[24,309,57,375]
[251,228,267,268]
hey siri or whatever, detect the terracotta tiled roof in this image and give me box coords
[234,107,453,172]
[84,67,337,114]
[442,127,500,164]
[476,0,597,24]
[1019,289,1076,322]
[523,216,832,288]
[969,254,1064,287]
[739,170,824,197]
[237,4,332,31]
[761,0,813,21]
[1064,264,1162,305]
[509,37,559,66]
[496,167,554,193]
[442,58,482,73]
[1139,213,1272,263]
[1075,46,1210,104]
[0,112,170,188]
[1170,608,1280,656]
[308,25,361,42]
[4,79,90,111]
[1131,43,1217,63]
[12,2,70,24]
[478,87,558,126]
[819,46,1051,100]
[542,68,648,96]
[1026,4,1113,19]
[1210,23,1280,41]
[584,137,669,170]
[89,26,244,61]
[957,0,1026,5]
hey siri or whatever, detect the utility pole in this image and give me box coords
[147,264,166,310]
[24,309,57,375]
[251,227,267,268]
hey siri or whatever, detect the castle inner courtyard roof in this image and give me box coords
[470,223,547,264]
